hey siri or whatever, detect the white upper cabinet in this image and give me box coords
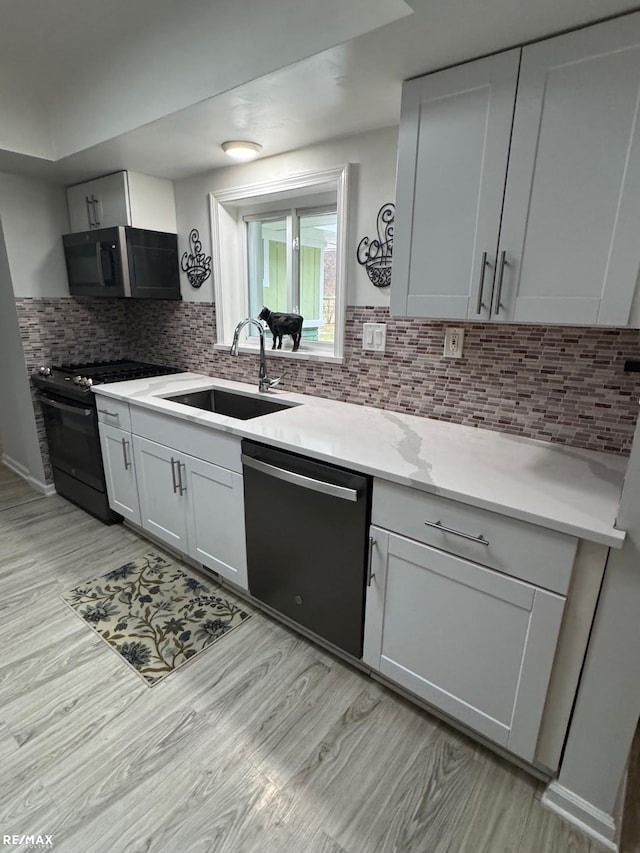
[66,171,177,234]
[392,12,640,326]
[500,15,640,325]
[392,49,520,320]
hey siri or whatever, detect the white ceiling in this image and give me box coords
[1,0,639,184]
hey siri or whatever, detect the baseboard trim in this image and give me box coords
[28,476,56,497]
[2,454,56,496]
[542,781,618,851]
[2,454,29,480]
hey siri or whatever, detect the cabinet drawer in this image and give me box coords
[372,480,577,595]
[131,407,241,472]
[95,397,132,431]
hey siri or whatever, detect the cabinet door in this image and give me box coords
[99,424,140,524]
[183,455,248,590]
[363,527,565,762]
[66,173,130,232]
[133,436,188,551]
[391,49,519,320]
[498,14,640,325]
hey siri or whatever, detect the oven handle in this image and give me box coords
[38,396,93,417]
[242,454,358,502]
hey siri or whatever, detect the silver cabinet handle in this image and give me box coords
[493,250,507,315]
[241,455,358,502]
[424,519,490,546]
[91,195,101,228]
[178,462,187,495]
[367,536,376,587]
[475,251,490,314]
[170,458,179,494]
[98,408,118,418]
[121,437,131,470]
[86,195,95,228]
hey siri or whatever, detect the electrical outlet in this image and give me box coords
[443,327,464,358]
[363,323,387,353]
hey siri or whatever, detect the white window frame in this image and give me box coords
[209,164,350,364]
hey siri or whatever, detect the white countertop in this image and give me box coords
[94,372,628,548]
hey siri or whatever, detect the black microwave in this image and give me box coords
[62,226,181,299]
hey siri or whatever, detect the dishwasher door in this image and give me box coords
[241,440,371,658]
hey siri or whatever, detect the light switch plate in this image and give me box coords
[363,322,387,353]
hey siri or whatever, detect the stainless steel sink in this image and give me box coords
[165,388,295,420]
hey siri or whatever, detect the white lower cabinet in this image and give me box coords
[132,435,247,589]
[133,435,189,551]
[363,526,566,762]
[183,455,247,589]
[99,423,141,524]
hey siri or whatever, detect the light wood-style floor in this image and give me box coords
[0,464,637,853]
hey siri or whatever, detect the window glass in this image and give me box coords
[299,210,336,344]
[246,207,337,346]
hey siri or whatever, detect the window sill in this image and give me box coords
[214,342,344,365]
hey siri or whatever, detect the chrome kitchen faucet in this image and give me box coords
[230,317,283,393]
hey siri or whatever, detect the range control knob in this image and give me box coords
[38,366,52,376]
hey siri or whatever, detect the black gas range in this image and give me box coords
[32,359,181,524]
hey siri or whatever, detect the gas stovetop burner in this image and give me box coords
[57,359,179,380]
[32,359,182,398]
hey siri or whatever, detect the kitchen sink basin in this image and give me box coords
[165,388,295,420]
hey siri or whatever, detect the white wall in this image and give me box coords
[0,222,46,486]
[0,84,53,160]
[0,172,70,488]
[0,172,70,297]
[174,126,399,308]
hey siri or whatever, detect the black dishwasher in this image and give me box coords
[241,440,372,658]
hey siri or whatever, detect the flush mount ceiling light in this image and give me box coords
[221,140,262,162]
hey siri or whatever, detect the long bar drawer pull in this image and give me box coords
[121,438,131,470]
[170,458,179,494]
[424,519,490,546]
[242,455,358,502]
[98,408,119,418]
[493,250,507,315]
[475,251,489,314]
[367,536,376,587]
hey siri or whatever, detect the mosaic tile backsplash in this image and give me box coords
[15,297,640,483]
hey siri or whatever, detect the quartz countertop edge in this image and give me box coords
[93,372,628,549]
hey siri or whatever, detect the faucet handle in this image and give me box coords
[270,367,288,389]
[260,368,287,392]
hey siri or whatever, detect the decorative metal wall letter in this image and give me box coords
[181,228,212,289]
[356,202,394,288]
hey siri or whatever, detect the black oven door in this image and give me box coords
[62,227,125,297]
[38,393,105,492]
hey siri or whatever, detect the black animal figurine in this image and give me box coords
[258,307,303,351]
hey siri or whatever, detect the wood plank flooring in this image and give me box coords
[0,461,43,511]
[0,466,636,852]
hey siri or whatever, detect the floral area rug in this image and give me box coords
[62,552,251,686]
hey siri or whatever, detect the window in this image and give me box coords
[209,165,350,362]
[246,206,337,345]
